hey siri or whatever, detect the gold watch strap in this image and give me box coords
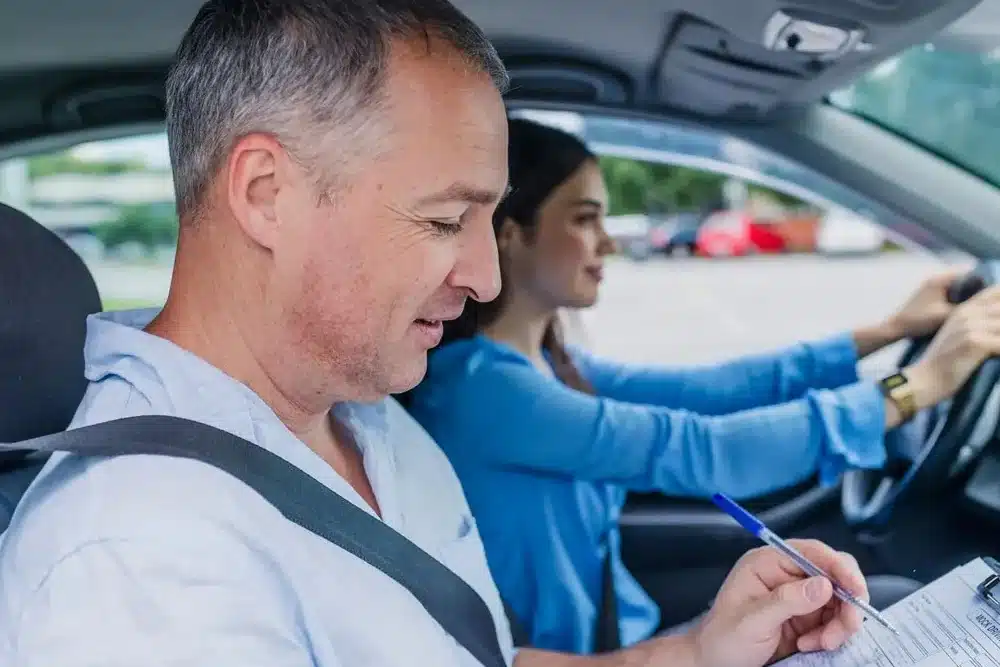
[879,372,916,424]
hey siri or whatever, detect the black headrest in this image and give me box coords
[0,203,101,458]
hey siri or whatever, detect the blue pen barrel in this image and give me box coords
[711,491,901,635]
[711,493,765,536]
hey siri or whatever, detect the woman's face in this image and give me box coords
[503,159,616,310]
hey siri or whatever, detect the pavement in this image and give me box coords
[574,251,967,377]
[92,250,966,377]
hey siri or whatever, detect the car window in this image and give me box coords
[513,109,970,380]
[0,133,175,310]
[829,44,1000,187]
[0,117,970,381]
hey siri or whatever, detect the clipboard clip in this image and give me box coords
[977,557,1000,614]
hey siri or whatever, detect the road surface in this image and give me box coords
[572,252,963,377]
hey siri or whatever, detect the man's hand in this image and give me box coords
[517,541,868,667]
[690,540,867,667]
[905,284,1000,409]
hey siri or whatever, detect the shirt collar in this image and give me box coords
[80,309,393,511]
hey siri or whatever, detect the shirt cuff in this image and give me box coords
[817,380,887,485]
[808,332,862,389]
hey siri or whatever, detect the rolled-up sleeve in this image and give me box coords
[572,333,861,416]
[7,534,318,667]
[449,357,886,499]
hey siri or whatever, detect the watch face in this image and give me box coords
[884,373,908,390]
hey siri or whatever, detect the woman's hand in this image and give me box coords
[853,271,962,358]
[888,271,963,339]
[905,284,1000,409]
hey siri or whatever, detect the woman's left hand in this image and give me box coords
[889,271,963,339]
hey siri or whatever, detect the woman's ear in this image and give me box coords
[496,217,523,254]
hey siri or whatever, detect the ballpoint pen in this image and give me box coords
[711,492,901,636]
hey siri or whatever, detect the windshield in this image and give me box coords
[830,44,1000,187]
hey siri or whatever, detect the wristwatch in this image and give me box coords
[878,372,917,424]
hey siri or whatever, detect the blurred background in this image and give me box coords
[1,51,975,374]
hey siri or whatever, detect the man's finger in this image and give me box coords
[741,576,832,635]
[789,541,869,603]
[835,551,870,607]
[796,613,850,653]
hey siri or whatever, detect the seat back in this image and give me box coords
[0,202,102,530]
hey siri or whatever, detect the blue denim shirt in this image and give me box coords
[407,333,886,653]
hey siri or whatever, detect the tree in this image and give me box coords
[27,153,148,179]
[600,156,730,216]
[840,46,1000,185]
[94,204,178,256]
[599,156,653,215]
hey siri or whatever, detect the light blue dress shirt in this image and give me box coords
[0,309,514,667]
[406,333,887,654]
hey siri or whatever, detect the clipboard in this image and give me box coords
[780,556,1000,667]
[975,555,1000,613]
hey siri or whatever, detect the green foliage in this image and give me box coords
[93,204,178,255]
[839,47,1000,186]
[599,155,804,216]
[27,153,148,179]
[599,156,654,215]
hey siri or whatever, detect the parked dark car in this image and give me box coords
[647,212,704,257]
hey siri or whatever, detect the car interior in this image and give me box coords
[6,0,1000,633]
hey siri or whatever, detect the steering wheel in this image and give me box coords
[842,266,1000,531]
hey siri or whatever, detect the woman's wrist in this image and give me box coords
[852,318,907,359]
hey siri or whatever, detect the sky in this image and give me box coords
[70,133,171,169]
[66,112,585,169]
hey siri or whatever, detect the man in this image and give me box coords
[3,1,997,665]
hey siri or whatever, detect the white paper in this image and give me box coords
[778,558,1000,667]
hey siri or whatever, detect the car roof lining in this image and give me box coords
[2,0,998,259]
[0,0,986,146]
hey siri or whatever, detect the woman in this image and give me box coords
[403,118,961,653]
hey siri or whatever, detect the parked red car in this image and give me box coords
[695,211,786,257]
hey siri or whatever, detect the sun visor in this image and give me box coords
[653,0,982,118]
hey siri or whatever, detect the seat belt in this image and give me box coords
[498,529,621,654]
[4,415,509,667]
[594,537,622,653]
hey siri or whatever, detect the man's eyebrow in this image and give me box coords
[416,182,511,207]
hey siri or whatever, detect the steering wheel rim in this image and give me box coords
[842,270,1000,531]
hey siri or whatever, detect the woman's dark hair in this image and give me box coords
[439,117,598,394]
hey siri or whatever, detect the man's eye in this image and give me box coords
[428,220,463,236]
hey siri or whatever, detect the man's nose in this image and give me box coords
[451,224,501,303]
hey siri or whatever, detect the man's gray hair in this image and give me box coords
[166,0,509,218]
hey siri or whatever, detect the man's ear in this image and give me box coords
[226,133,291,250]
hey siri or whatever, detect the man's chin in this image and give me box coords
[565,292,599,310]
[385,354,430,396]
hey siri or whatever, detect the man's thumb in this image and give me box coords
[743,577,832,633]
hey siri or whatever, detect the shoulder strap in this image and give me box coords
[595,545,622,652]
[5,415,508,667]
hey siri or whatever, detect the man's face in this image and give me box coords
[270,40,508,400]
